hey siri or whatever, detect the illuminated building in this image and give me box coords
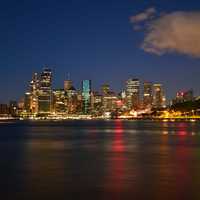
[65,85,78,114]
[9,101,18,116]
[91,91,102,113]
[173,89,194,104]
[82,80,91,114]
[143,81,153,108]
[24,92,32,113]
[102,91,118,112]
[125,78,140,110]
[101,84,110,96]
[153,83,166,108]
[64,80,73,91]
[38,68,52,114]
[29,73,40,113]
[17,98,24,114]
[0,104,9,116]
[52,89,66,113]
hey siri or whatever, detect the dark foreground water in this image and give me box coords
[0,120,200,200]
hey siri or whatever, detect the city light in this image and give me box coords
[0,68,199,121]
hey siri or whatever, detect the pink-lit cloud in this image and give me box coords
[130,7,156,23]
[130,10,200,58]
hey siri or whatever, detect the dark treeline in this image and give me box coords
[171,99,200,112]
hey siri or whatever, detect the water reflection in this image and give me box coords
[0,121,200,199]
[102,120,128,199]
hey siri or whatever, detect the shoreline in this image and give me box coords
[0,117,199,122]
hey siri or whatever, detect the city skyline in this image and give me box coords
[1,1,200,200]
[0,0,200,102]
[0,66,198,104]
[0,67,168,119]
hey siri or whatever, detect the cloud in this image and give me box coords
[130,7,156,23]
[130,10,200,58]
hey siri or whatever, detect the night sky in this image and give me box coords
[1,0,200,103]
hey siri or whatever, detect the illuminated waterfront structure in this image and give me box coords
[125,78,140,110]
[153,83,166,108]
[82,80,91,114]
[16,68,176,119]
[38,68,52,114]
[143,81,153,108]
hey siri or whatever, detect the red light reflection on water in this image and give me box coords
[112,120,124,153]
[103,120,129,199]
[177,123,188,137]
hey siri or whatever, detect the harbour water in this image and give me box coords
[0,120,200,199]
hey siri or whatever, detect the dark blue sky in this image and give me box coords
[1,0,200,102]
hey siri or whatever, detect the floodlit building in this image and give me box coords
[64,79,73,92]
[101,84,110,96]
[24,92,32,113]
[38,68,52,114]
[143,81,153,108]
[52,89,66,113]
[29,73,40,113]
[153,83,166,108]
[173,89,194,104]
[82,80,91,114]
[102,91,118,112]
[125,78,140,110]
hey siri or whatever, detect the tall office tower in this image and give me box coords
[29,73,40,113]
[153,83,166,109]
[91,92,102,114]
[82,80,91,114]
[125,78,140,110]
[143,81,153,109]
[101,84,110,96]
[24,92,32,113]
[102,92,118,112]
[38,68,52,114]
[64,80,73,91]
[65,85,78,114]
[52,89,66,113]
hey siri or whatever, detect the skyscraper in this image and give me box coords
[153,83,166,108]
[52,89,66,113]
[24,92,31,113]
[101,84,110,96]
[82,80,91,114]
[38,68,52,114]
[126,78,140,110]
[64,80,73,91]
[29,73,40,113]
[143,81,153,108]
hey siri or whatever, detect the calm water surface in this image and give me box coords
[0,120,200,200]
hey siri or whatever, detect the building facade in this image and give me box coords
[143,81,153,109]
[82,80,91,114]
[38,68,52,114]
[153,83,166,109]
[126,78,140,110]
